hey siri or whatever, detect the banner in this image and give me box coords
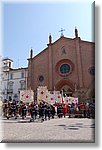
[37,86,78,105]
[48,93,55,105]
[74,97,78,104]
[64,97,78,104]
[37,87,62,104]
[46,91,62,105]
[20,90,34,103]
[54,92,62,103]
[37,86,48,103]
[45,91,50,103]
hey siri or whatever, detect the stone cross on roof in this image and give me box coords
[59,28,65,37]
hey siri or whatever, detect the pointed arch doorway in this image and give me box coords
[55,79,75,97]
[61,85,73,97]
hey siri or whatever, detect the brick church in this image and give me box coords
[27,28,95,101]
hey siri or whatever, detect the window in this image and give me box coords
[60,64,71,74]
[20,80,26,89]
[9,84,13,90]
[21,72,24,78]
[4,62,7,66]
[10,73,13,79]
[89,66,95,76]
[38,75,44,82]
[9,62,11,68]
[55,59,73,77]
[8,81,13,90]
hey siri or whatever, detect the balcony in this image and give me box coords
[7,89,13,94]
[18,88,26,93]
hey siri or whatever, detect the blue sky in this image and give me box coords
[3,1,94,68]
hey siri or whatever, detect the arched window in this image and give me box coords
[8,81,13,90]
[20,80,26,90]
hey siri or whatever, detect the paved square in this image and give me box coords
[0,117,95,143]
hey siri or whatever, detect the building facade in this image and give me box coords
[0,58,28,101]
[27,29,95,101]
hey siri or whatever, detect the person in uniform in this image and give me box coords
[21,102,27,119]
[10,99,18,119]
[2,99,9,118]
[50,105,56,119]
[38,102,44,122]
[47,104,51,120]
[30,102,38,122]
[62,104,68,118]
[57,104,62,118]
[7,100,12,119]
[44,103,48,120]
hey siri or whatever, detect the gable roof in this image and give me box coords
[29,36,94,60]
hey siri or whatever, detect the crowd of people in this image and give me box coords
[2,99,95,122]
[2,99,56,122]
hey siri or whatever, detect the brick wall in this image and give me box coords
[27,36,95,97]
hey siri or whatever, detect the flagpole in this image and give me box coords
[54,86,55,102]
[61,89,64,104]
[61,89,63,97]
[54,86,55,92]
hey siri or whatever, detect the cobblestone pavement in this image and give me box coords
[0,117,95,143]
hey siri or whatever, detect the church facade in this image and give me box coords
[27,29,95,101]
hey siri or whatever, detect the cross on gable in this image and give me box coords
[59,28,65,37]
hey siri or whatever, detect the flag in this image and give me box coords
[64,97,78,104]
[62,97,65,104]
[74,97,78,104]
[20,90,34,103]
[48,93,55,105]
[64,97,69,104]
[55,93,62,103]
[37,86,48,103]
[45,91,50,103]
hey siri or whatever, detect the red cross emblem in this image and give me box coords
[41,91,44,94]
[26,95,29,99]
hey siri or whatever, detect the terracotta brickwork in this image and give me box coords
[27,34,95,99]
